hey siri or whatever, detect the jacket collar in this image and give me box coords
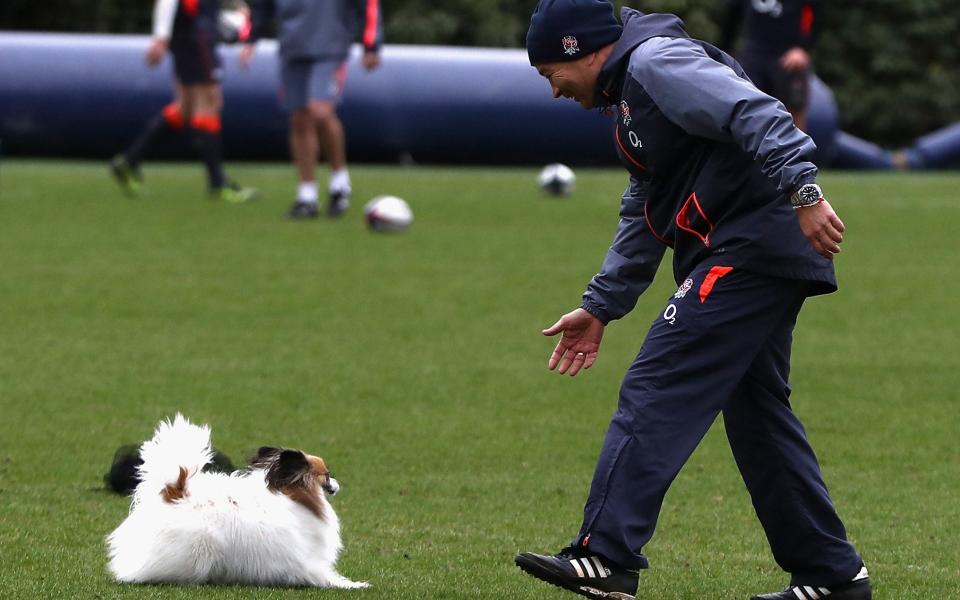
[595,8,690,105]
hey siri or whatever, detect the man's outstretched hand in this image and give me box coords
[543,308,604,376]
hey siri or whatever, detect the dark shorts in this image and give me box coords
[170,27,222,85]
[280,57,348,110]
[740,53,809,112]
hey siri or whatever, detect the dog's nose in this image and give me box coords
[324,477,340,496]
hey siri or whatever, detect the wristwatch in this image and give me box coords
[790,183,824,209]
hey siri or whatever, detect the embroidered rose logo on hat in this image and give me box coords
[562,35,580,55]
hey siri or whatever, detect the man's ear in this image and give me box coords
[585,44,612,68]
[265,449,310,489]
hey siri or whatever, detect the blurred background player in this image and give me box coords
[241,0,382,219]
[111,0,257,203]
[720,0,819,132]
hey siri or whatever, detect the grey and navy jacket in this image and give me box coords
[249,0,383,60]
[581,8,835,325]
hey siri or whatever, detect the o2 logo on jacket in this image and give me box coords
[562,36,580,56]
[663,303,678,325]
[752,0,783,17]
[620,100,632,126]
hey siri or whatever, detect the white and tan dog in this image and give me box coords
[106,414,367,588]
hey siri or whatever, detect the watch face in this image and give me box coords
[799,184,821,204]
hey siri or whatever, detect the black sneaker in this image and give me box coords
[110,154,142,196]
[516,549,638,599]
[287,200,319,219]
[327,189,350,218]
[751,566,871,600]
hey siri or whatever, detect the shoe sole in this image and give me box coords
[749,580,871,600]
[515,554,635,600]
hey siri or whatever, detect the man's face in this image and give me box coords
[536,55,599,110]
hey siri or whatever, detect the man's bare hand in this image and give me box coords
[238,44,256,70]
[542,308,604,376]
[797,199,845,259]
[146,38,169,67]
[780,47,810,71]
[362,51,381,71]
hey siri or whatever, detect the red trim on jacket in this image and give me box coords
[675,192,715,247]
[614,125,647,172]
[800,3,815,37]
[643,200,672,247]
[363,0,379,49]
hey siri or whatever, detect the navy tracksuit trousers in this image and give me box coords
[576,262,863,586]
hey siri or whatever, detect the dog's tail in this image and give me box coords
[135,413,214,503]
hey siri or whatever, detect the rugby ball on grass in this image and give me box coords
[364,195,413,232]
[538,163,576,196]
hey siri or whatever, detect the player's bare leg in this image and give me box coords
[310,99,350,217]
[286,108,321,219]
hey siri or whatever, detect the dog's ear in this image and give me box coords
[250,446,281,468]
[264,449,310,489]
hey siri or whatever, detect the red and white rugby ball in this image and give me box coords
[364,195,413,233]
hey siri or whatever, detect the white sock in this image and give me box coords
[329,169,351,195]
[298,181,319,204]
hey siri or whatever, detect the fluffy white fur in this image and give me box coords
[106,414,367,588]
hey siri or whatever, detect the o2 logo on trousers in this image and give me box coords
[663,303,677,325]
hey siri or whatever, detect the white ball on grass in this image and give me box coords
[537,163,576,196]
[364,195,413,233]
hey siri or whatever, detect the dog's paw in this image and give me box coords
[324,573,370,589]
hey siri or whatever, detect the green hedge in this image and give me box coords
[3,0,959,146]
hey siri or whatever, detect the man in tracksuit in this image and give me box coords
[241,0,382,219]
[719,0,821,131]
[515,2,870,599]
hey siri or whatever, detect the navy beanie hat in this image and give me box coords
[527,0,622,65]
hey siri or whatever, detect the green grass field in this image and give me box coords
[1,160,958,599]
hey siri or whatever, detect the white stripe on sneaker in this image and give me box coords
[580,557,597,578]
[819,588,831,595]
[804,586,820,599]
[570,559,585,578]
[792,588,807,600]
[590,556,607,578]
[852,566,869,581]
